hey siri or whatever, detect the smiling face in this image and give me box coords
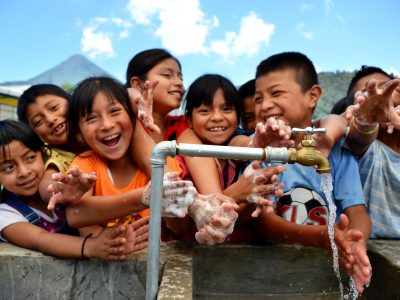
[254,69,317,128]
[0,140,44,197]
[190,88,237,145]
[25,94,69,146]
[145,58,185,115]
[78,91,133,162]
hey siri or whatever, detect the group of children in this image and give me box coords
[1,48,399,294]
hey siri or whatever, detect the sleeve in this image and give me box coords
[70,152,97,174]
[0,203,28,241]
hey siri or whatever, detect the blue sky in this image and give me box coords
[0,0,399,88]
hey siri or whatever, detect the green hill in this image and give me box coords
[313,71,355,118]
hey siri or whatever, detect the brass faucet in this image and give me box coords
[287,127,331,173]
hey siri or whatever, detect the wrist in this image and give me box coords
[352,116,378,135]
[81,233,93,259]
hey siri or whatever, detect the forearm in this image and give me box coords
[346,117,378,156]
[66,188,147,228]
[255,210,328,249]
[345,206,372,241]
[130,122,155,177]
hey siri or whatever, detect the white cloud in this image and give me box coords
[126,0,215,55]
[210,11,275,60]
[81,17,132,59]
[296,22,314,40]
[388,68,400,78]
[300,4,314,12]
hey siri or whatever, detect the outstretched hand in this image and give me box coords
[345,78,400,133]
[328,214,371,294]
[47,165,97,210]
[189,193,239,245]
[118,216,149,255]
[141,172,197,218]
[252,118,294,148]
[242,161,285,217]
[128,80,160,133]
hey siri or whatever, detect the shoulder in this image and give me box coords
[44,147,76,173]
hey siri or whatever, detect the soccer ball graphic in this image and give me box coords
[275,187,328,225]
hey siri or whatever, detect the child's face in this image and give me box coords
[242,96,256,131]
[0,141,44,197]
[190,88,237,145]
[254,69,314,128]
[78,91,133,162]
[146,58,185,115]
[26,94,69,146]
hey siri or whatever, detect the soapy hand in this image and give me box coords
[328,214,371,294]
[241,161,285,217]
[47,165,97,210]
[345,78,400,133]
[128,80,161,133]
[252,118,294,148]
[141,172,197,218]
[189,193,239,245]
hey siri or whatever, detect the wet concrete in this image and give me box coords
[0,240,399,299]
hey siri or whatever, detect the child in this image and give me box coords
[344,75,400,238]
[17,84,158,209]
[0,119,148,259]
[252,52,371,293]
[177,74,285,242]
[238,79,257,132]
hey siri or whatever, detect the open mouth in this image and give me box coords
[102,133,121,147]
[52,122,66,136]
[208,127,227,132]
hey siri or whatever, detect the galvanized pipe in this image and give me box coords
[145,142,291,300]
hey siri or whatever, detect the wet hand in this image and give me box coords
[252,118,294,148]
[189,193,239,245]
[47,165,97,210]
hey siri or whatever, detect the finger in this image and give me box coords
[47,192,63,210]
[251,206,261,218]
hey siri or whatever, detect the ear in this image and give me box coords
[307,85,322,109]
[129,77,142,90]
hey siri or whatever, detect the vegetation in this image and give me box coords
[314,71,355,119]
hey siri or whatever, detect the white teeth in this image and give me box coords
[209,127,226,132]
[104,134,119,141]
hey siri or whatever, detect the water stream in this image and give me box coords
[320,173,359,300]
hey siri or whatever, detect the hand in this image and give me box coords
[345,78,400,133]
[47,165,97,210]
[189,193,239,245]
[241,162,286,217]
[327,214,371,294]
[128,80,161,133]
[141,172,197,218]
[252,118,294,148]
[118,216,149,255]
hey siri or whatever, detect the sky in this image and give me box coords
[1,0,399,88]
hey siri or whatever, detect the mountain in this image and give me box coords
[314,71,355,118]
[2,54,111,87]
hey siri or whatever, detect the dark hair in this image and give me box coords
[346,65,394,106]
[0,119,43,160]
[238,79,255,100]
[125,48,182,85]
[184,74,241,121]
[330,97,348,115]
[17,84,70,123]
[256,52,318,93]
[67,76,135,142]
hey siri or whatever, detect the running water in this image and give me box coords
[320,174,359,300]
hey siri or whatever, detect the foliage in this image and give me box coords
[313,71,355,119]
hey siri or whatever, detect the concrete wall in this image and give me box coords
[0,240,399,299]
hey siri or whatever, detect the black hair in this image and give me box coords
[330,97,348,115]
[67,76,135,143]
[346,65,394,106]
[0,119,43,161]
[125,48,182,85]
[17,84,70,123]
[183,74,241,121]
[238,79,256,130]
[256,52,318,93]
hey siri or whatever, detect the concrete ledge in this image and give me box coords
[0,240,399,299]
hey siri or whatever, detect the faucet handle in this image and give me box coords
[291,126,327,135]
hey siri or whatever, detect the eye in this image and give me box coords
[161,72,172,78]
[1,163,15,173]
[223,105,234,112]
[254,96,263,104]
[85,114,97,123]
[32,118,43,128]
[50,104,59,111]
[272,90,283,97]
[25,152,38,163]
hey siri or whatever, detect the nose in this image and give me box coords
[210,109,224,121]
[100,115,115,130]
[44,112,57,126]
[18,163,31,178]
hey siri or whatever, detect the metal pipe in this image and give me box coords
[145,142,294,300]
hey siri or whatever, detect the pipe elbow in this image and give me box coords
[150,140,177,165]
[315,155,331,173]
